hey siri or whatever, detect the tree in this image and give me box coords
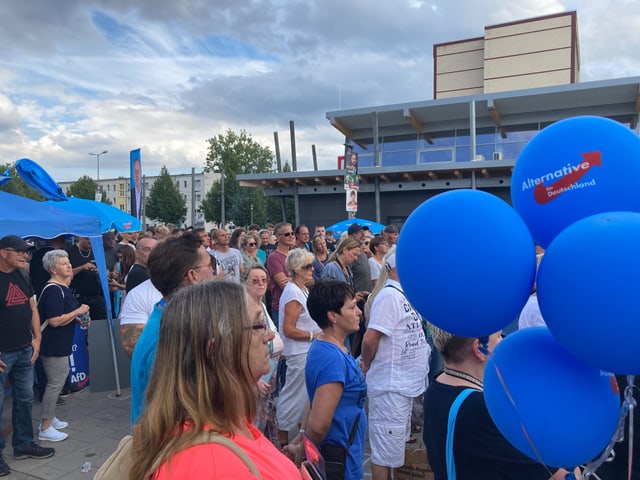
[0,163,43,200]
[145,165,186,225]
[65,175,110,203]
[202,129,274,226]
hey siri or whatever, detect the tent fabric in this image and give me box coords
[46,197,141,233]
[0,190,112,320]
[15,158,68,201]
[326,217,386,238]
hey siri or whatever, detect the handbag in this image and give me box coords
[319,413,361,480]
[94,428,263,480]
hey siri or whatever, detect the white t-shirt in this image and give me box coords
[215,248,243,283]
[518,295,546,329]
[368,257,383,283]
[119,279,162,326]
[366,279,430,396]
[278,282,321,356]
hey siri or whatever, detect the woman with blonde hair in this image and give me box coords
[129,281,300,479]
[277,248,320,447]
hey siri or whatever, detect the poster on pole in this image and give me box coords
[346,188,358,212]
[344,152,359,190]
[130,149,142,219]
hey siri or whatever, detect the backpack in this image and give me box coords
[94,429,263,480]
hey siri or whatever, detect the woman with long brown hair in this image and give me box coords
[129,281,300,479]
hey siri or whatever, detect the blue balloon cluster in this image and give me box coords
[396,189,536,337]
[511,116,640,249]
[484,328,620,468]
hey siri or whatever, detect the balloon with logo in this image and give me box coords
[537,210,640,374]
[484,327,620,468]
[511,116,640,249]
[396,189,536,337]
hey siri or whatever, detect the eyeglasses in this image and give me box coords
[301,263,314,270]
[246,242,257,247]
[245,323,268,333]
[279,231,294,237]
[250,278,268,285]
[190,262,213,272]
[3,248,28,254]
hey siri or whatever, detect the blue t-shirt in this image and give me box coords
[305,340,367,480]
[130,300,164,425]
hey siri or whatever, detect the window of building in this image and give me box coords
[196,179,201,188]
[119,184,125,196]
[419,149,454,163]
[196,194,201,202]
[184,181,187,188]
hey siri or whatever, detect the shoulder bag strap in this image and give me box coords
[446,388,476,480]
[37,283,65,333]
[149,429,263,479]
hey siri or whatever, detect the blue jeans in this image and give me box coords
[0,346,35,452]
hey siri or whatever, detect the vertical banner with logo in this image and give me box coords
[130,149,142,219]
[69,323,90,389]
[344,152,359,218]
[346,188,358,212]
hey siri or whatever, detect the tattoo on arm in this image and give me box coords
[120,324,144,359]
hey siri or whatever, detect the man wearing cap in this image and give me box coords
[0,235,55,475]
[361,247,430,480]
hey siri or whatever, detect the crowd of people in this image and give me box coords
[1,218,609,479]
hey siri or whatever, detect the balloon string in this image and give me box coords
[583,375,636,478]
[627,375,635,480]
[492,362,555,478]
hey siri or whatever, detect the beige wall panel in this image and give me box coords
[485,15,573,39]
[485,28,572,58]
[436,38,484,55]
[437,87,484,99]
[485,49,572,78]
[485,70,572,93]
[437,50,484,74]
[437,68,484,91]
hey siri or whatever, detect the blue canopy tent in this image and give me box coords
[46,197,141,233]
[326,217,386,238]
[0,190,123,394]
[15,158,68,201]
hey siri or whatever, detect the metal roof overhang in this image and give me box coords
[238,76,640,193]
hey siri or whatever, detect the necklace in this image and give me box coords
[443,367,483,389]
[320,331,348,353]
[78,246,91,258]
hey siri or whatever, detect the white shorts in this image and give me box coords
[367,391,412,468]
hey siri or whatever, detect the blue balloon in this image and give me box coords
[538,211,640,374]
[511,116,640,249]
[396,189,536,337]
[484,327,620,468]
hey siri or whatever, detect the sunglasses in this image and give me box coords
[280,231,294,237]
[301,263,314,270]
[246,242,257,247]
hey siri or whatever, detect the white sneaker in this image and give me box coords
[38,426,68,442]
[51,417,68,430]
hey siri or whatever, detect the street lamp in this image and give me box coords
[88,150,108,183]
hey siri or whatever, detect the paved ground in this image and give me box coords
[1,388,131,479]
[2,387,425,479]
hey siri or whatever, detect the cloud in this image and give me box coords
[0,0,637,182]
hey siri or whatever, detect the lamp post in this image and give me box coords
[89,151,108,201]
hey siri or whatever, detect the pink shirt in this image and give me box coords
[153,423,301,480]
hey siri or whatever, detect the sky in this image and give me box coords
[1,0,639,182]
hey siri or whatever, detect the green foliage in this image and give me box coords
[66,175,98,199]
[146,165,187,224]
[65,175,111,203]
[0,164,44,200]
[202,129,275,226]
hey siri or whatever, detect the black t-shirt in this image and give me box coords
[125,264,148,293]
[423,379,551,480]
[66,245,101,296]
[38,283,79,357]
[0,269,35,352]
[29,245,54,297]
